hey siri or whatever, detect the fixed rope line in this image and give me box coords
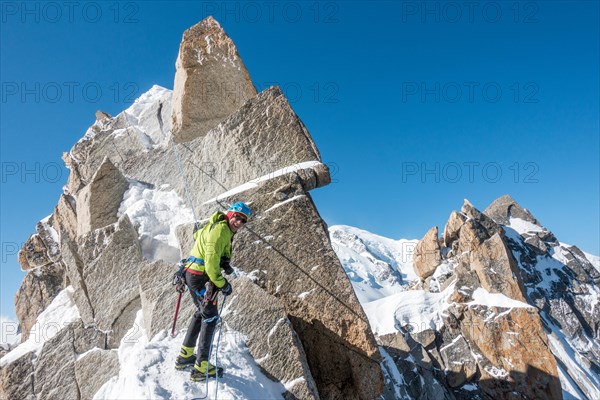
[170,138,200,226]
[192,295,228,400]
[171,134,421,368]
[243,223,369,325]
[156,102,200,226]
[116,107,426,374]
[175,141,370,324]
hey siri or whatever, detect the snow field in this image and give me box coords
[95,310,288,400]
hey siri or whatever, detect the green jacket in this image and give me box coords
[188,211,233,288]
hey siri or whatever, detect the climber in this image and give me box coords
[174,202,251,381]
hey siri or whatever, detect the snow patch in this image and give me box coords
[467,288,533,309]
[203,161,323,204]
[484,365,509,379]
[298,289,316,300]
[283,376,305,391]
[508,217,544,234]
[118,181,193,263]
[362,283,454,336]
[264,195,306,213]
[461,383,478,391]
[0,287,80,367]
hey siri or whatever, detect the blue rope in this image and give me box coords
[192,294,228,400]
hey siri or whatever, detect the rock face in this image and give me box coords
[15,216,66,340]
[469,232,527,303]
[484,194,539,225]
[14,263,65,341]
[0,317,110,400]
[138,259,195,339]
[443,210,466,249]
[76,157,129,237]
[413,226,441,278]
[381,197,565,399]
[225,277,320,400]
[171,16,257,143]
[75,349,120,400]
[0,353,35,400]
[3,17,383,400]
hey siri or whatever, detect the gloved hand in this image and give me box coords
[220,281,232,296]
[220,257,234,275]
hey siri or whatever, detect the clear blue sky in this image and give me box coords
[1,1,598,320]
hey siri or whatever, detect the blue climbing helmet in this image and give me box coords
[227,202,251,219]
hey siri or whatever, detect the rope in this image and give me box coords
[156,101,200,228]
[172,132,423,373]
[211,295,227,399]
[171,138,200,228]
[192,294,228,400]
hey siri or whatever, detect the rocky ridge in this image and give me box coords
[334,195,598,400]
[1,17,382,400]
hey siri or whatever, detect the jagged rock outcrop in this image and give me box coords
[0,353,35,400]
[95,110,112,121]
[73,214,142,344]
[15,216,66,340]
[379,197,564,399]
[75,349,120,400]
[171,16,257,143]
[413,226,441,279]
[18,217,61,270]
[76,157,129,237]
[4,16,383,400]
[469,232,527,302]
[14,263,65,341]
[484,196,600,398]
[18,234,50,270]
[459,306,562,399]
[484,194,539,225]
[52,194,78,242]
[443,210,466,249]
[0,316,108,400]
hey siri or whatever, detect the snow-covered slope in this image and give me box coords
[94,307,289,400]
[329,225,418,303]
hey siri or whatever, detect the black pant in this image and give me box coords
[182,270,219,362]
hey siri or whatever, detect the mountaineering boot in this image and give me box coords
[190,360,224,381]
[175,346,196,370]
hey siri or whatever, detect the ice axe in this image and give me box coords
[171,292,183,337]
[171,260,188,337]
